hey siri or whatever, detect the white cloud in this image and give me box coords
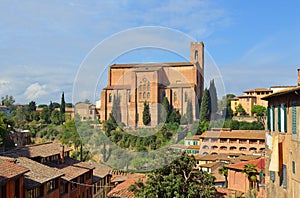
[24,83,47,100]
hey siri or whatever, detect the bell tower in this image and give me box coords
[190,41,204,69]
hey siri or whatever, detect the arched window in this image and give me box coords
[143,85,146,90]
[143,92,146,98]
[195,50,198,61]
[220,146,227,150]
[108,93,112,103]
[184,92,188,102]
[147,92,150,99]
[147,84,150,91]
[230,146,237,151]
[174,92,177,102]
[139,92,142,99]
[202,145,209,150]
[139,85,142,91]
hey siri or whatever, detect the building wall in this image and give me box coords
[228,169,249,193]
[265,92,300,198]
[99,42,204,127]
[2,176,24,198]
[198,137,265,155]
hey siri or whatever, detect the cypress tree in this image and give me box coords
[186,99,193,124]
[142,102,151,125]
[199,88,211,122]
[161,97,170,123]
[209,79,218,116]
[60,92,66,123]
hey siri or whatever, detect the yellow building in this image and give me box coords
[231,88,273,116]
[99,42,204,127]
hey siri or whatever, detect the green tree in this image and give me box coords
[1,95,15,107]
[49,101,54,114]
[50,110,61,125]
[186,99,193,124]
[242,164,258,190]
[236,104,247,116]
[218,164,228,188]
[142,102,151,126]
[60,92,66,123]
[200,88,211,122]
[130,153,216,198]
[160,97,170,123]
[28,101,36,112]
[209,79,218,116]
[40,106,50,124]
[168,109,181,124]
[251,105,266,125]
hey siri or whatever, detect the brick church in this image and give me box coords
[99,42,204,127]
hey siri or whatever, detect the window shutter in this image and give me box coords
[292,103,297,134]
[278,105,281,132]
[284,105,287,132]
[267,107,271,131]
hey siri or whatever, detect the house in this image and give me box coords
[99,42,204,127]
[74,102,98,121]
[262,71,300,198]
[226,158,265,198]
[0,157,29,198]
[198,129,265,155]
[87,162,112,198]
[8,129,31,146]
[16,157,64,198]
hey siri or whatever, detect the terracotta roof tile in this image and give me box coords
[200,130,266,140]
[45,157,94,181]
[186,145,200,150]
[0,158,28,184]
[3,142,72,158]
[87,162,112,178]
[227,158,265,171]
[16,157,64,189]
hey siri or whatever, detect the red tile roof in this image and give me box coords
[109,62,193,68]
[0,158,28,184]
[108,176,147,198]
[3,142,72,158]
[45,157,94,181]
[227,158,265,172]
[200,130,266,140]
[17,157,64,189]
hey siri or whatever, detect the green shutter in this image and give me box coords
[284,105,287,132]
[267,107,271,131]
[272,106,275,131]
[278,105,281,132]
[292,103,297,134]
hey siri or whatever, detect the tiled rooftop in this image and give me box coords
[2,142,72,158]
[16,157,64,189]
[0,158,28,184]
[45,157,94,181]
[200,130,266,140]
[227,158,265,172]
[87,161,112,178]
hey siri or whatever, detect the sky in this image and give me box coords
[0,0,300,104]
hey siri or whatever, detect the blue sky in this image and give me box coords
[0,0,299,104]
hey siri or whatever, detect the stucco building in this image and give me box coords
[263,82,300,198]
[99,42,204,127]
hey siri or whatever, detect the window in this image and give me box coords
[139,92,142,99]
[147,92,150,99]
[292,103,297,135]
[184,92,188,102]
[239,147,247,151]
[195,50,198,61]
[282,164,287,189]
[147,84,150,91]
[108,94,112,103]
[27,186,43,198]
[220,146,227,150]
[267,106,275,131]
[128,91,131,102]
[89,110,93,115]
[278,104,287,132]
[139,85,142,91]
[14,178,20,198]
[143,92,146,99]
[0,184,6,198]
[230,146,237,150]
[202,145,209,149]
[270,171,275,182]
[47,179,58,193]
[60,181,68,195]
[86,171,92,180]
[292,161,296,174]
[174,92,177,102]
[71,179,77,190]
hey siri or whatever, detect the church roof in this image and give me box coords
[109,62,193,68]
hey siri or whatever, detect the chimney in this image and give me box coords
[298,69,300,86]
[60,145,65,164]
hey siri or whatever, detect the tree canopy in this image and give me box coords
[200,88,211,122]
[142,102,151,126]
[130,152,216,198]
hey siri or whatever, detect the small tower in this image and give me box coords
[190,42,204,69]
